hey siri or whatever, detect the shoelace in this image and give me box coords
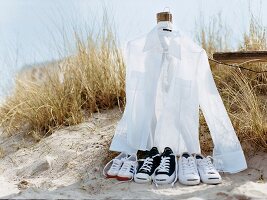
[116,161,137,183]
[157,156,171,173]
[139,157,153,172]
[181,157,198,175]
[120,161,136,174]
[103,156,128,177]
[109,159,123,172]
[198,157,216,173]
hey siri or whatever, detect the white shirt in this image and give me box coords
[109,21,247,173]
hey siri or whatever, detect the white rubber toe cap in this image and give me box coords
[201,173,222,184]
[154,173,175,184]
[134,173,151,183]
[179,174,200,185]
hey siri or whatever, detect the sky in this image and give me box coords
[0,0,266,100]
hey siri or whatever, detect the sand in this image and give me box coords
[0,107,266,199]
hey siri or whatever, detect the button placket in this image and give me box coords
[154,47,172,121]
[162,49,171,95]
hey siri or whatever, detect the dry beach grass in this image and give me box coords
[197,14,267,153]
[0,15,125,142]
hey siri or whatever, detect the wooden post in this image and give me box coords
[213,51,267,63]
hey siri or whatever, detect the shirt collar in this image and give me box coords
[142,21,181,53]
[143,21,180,51]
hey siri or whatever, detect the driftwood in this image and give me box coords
[213,51,267,63]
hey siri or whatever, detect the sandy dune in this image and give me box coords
[0,107,266,199]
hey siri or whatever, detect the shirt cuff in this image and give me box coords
[109,134,138,155]
[212,149,248,173]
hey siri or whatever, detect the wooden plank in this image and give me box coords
[213,51,267,63]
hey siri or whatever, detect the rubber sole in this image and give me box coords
[134,177,151,183]
[154,178,175,185]
[179,179,200,186]
[154,173,176,185]
[201,178,222,185]
[117,176,132,181]
[106,174,117,178]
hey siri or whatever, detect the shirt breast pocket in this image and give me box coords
[174,77,192,99]
[128,71,146,91]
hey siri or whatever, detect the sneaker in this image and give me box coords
[178,152,200,185]
[103,152,128,178]
[154,147,177,185]
[195,154,222,184]
[117,154,137,181]
[134,147,161,183]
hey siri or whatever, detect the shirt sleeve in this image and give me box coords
[123,41,132,103]
[197,50,247,173]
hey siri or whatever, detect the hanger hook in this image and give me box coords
[163,7,171,13]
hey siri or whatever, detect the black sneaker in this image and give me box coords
[134,147,161,183]
[154,147,176,185]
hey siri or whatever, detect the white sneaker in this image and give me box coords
[195,154,222,184]
[103,152,128,178]
[178,152,200,185]
[117,154,137,181]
